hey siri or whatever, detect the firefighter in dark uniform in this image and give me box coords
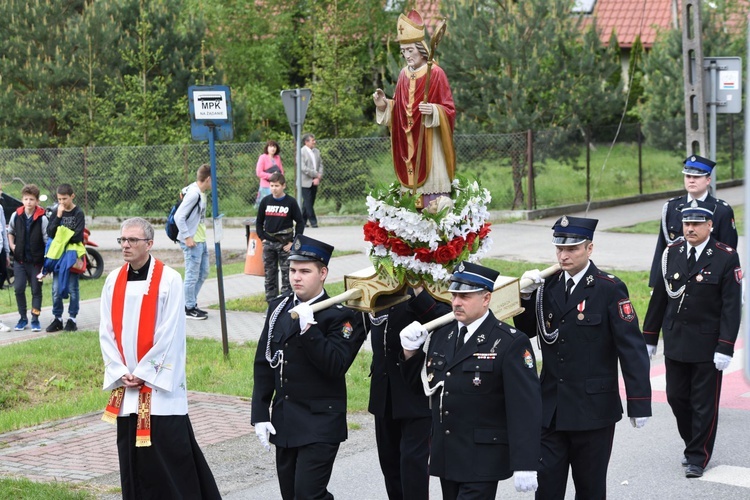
[648,155,737,287]
[399,261,542,499]
[251,235,366,500]
[365,289,451,500]
[643,200,741,479]
[514,216,652,500]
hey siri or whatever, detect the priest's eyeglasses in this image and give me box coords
[117,237,150,246]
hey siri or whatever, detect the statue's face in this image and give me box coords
[400,43,426,69]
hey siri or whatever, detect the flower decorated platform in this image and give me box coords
[362,176,494,302]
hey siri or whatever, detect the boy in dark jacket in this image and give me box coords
[8,184,49,332]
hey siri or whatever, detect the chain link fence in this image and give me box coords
[0,118,743,222]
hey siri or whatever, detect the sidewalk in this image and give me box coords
[0,185,747,498]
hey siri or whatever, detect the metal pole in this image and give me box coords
[295,89,303,208]
[708,60,718,194]
[208,126,230,359]
[743,11,750,382]
[637,123,643,194]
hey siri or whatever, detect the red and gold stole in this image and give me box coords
[101,259,164,447]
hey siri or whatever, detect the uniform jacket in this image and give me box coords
[643,236,742,362]
[649,193,737,287]
[300,147,323,188]
[251,291,365,448]
[366,292,451,420]
[401,312,542,482]
[514,262,652,431]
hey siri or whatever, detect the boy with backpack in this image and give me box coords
[175,164,211,320]
[255,173,304,302]
[7,184,49,332]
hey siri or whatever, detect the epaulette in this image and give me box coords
[715,198,729,207]
[595,272,620,284]
[497,321,519,338]
[667,195,682,203]
[668,236,685,248]
[715,241,735,254]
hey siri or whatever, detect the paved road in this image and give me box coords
[1,185,749,499]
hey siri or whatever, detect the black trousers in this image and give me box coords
[302,185,318,226]
[116,414,221,500]
[276,441,339,500]
[665,357,723,468]
[536,423,616,500]
[374,411,431,500]
[440,478,499,500]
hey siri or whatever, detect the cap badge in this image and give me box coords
[690,155,697,162]
[458,262,465,272]
[561,216,569,227]
[293,239,301,250]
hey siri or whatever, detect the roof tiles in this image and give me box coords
[591,0,675,49]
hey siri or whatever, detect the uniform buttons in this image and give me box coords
[328,405,333,409]
[559,358,564,363]
[284,360,288,365]
[284,395,289,400]
[284,343,289,347]
[444,391,450,396]
[559,378,564,383]
[560,339,566,344]
[474,365,480,369]
[445,430,451,435]
[445,410,450,415]
[283,378,288,383]
[561,319,565,324]
[446,372,451,377]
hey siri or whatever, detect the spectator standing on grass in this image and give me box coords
[8,184,48,332]
[0,184,10,290]
[255,173,303,302]
[100,217,221,500]
[255,140,284,207]
[300,133,322,228]
[46,183,85,333]
[176,164,211,320]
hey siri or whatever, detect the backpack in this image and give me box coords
[165,191,200,243]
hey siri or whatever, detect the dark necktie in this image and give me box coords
[455,326,468,353]
[687,246,696,271]
[565,278,575,302]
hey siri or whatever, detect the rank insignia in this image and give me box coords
[490,339,501,353]
[735,267,743,284]
[586,275,594,286]
[341,322,353,339]
[477,334,485,343]
[523,349,534,369]
[617,299,635,322]
[706,248,713,256]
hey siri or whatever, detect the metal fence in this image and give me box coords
[0,117,743,221]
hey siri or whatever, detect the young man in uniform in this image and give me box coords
[515,216,652,499]
[251,235,365,500]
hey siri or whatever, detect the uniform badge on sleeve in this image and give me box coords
[735,267,743,284]
[618,299,635,322]
[523,349,534,369]
[341,322,353,339]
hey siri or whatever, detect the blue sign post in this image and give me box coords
[188,85,234,358]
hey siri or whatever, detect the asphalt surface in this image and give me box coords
[1,185,749,499]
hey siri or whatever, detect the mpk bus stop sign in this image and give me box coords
[188,85,233,358]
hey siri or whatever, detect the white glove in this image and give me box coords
[399,321,428,351]
[290,302,316,333]
[714,352,732,371]
[646,344,657,359]
[519,269,543,295]
[513,470,538,492]
[630,417,649,429]
[254,422,276,451]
